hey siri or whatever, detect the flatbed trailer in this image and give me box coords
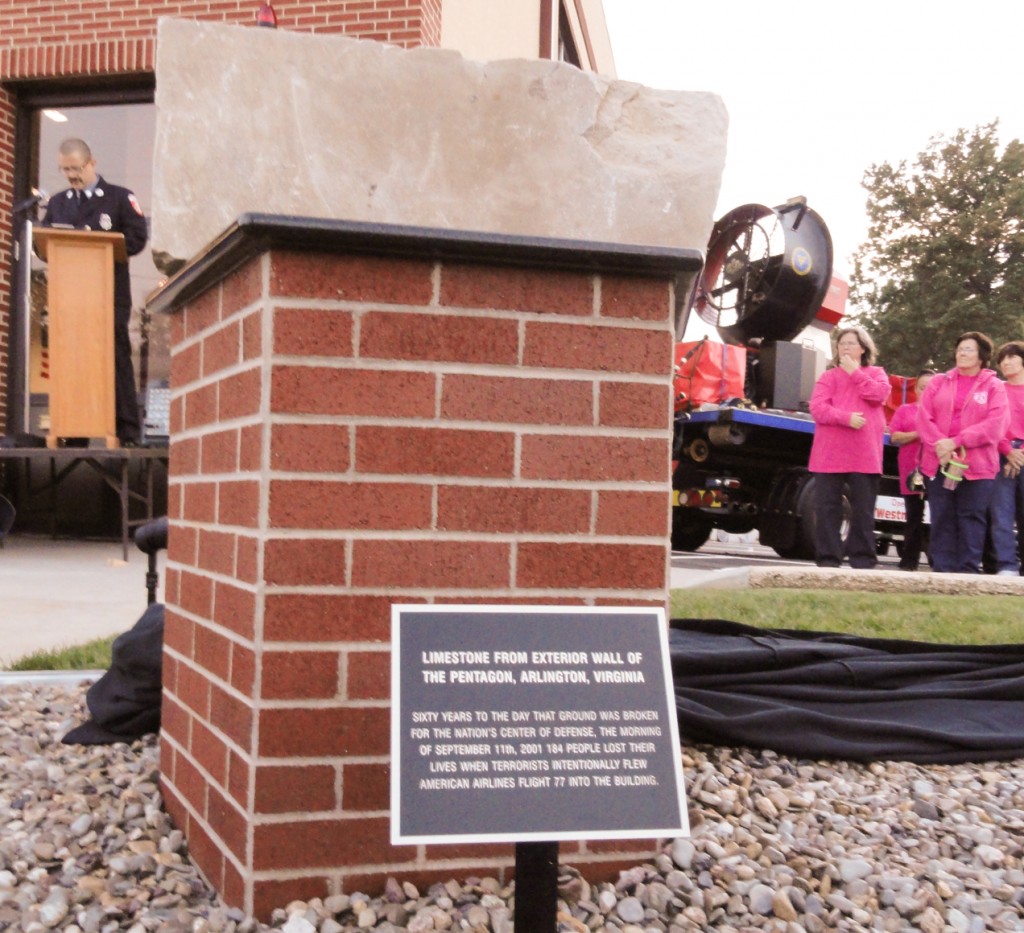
[671,404,906,558]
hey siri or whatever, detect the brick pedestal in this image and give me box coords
[149,216,701,918]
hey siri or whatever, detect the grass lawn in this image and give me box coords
[6,635,117,672]
[4,586,1019,672]
[670,588,1022,645]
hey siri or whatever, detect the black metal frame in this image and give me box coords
[0,446,167,560]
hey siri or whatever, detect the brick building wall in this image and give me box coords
[0,0,442,430]
[153,219,692,917]
[0,1,690,920]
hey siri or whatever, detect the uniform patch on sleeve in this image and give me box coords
[129,193,144,216]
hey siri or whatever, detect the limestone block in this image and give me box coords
[151,18,727,272]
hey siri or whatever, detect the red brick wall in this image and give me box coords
[161,241,676,917]
[0,85,15,416]
[0,0,443,430]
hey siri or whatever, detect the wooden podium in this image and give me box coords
[34,227,125,448]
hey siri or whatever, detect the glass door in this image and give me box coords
[29,103,168,438]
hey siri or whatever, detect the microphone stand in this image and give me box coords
[9,193,46,443]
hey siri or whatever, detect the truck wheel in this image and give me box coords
[792,475,850,561]
[671,510,712,552]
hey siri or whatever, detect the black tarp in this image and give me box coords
[669,618,1024,764]
[62,602,164,746]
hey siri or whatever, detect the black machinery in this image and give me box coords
[691,196,834,410]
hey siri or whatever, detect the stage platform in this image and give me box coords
[0,446,168,560]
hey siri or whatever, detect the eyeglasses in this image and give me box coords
[59,163,90,175]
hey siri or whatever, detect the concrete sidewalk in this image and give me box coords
[3,533,1020,670]
[0,534,161,667]
[0,534,727,668]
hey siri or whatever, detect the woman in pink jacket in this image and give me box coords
[889,369,936,570]
[916,331,1009,573]
[989,340,1024,576]
[809,326,891,568]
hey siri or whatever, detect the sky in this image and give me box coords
[602,0,1024,279]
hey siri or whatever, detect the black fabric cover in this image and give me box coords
[62,603,164,746]
[670,618,1024,764]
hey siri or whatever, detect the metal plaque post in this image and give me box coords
[514,841,559,931]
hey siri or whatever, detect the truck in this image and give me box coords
[671,197,913,559]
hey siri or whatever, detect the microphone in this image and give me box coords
[134,516,169,555]
[13,188,47,214]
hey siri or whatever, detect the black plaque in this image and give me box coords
[390,605,689,844]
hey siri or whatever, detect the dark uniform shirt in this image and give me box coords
[41,177,149,441]
[41,177,148,315]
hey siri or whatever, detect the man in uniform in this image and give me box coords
[41,137,149,446]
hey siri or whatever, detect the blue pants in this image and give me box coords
[925,474,995,573]
[990,456,1023,574]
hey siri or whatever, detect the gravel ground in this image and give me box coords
[3,683,1024,932]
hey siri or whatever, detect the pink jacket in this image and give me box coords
[889,402,922,494]
[916,367,1009,480]
[999,382,1024,456]
[808,364,890,474]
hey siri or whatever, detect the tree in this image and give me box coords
[851,122,1024,375]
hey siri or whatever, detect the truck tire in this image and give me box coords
[793,474,850,561]
[760,468,808,558]
[671,510,713,552]
[771,541,805,560]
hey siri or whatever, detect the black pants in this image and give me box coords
[114,302,140,443]
[814,472,879,569]
[899,493,927,569]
